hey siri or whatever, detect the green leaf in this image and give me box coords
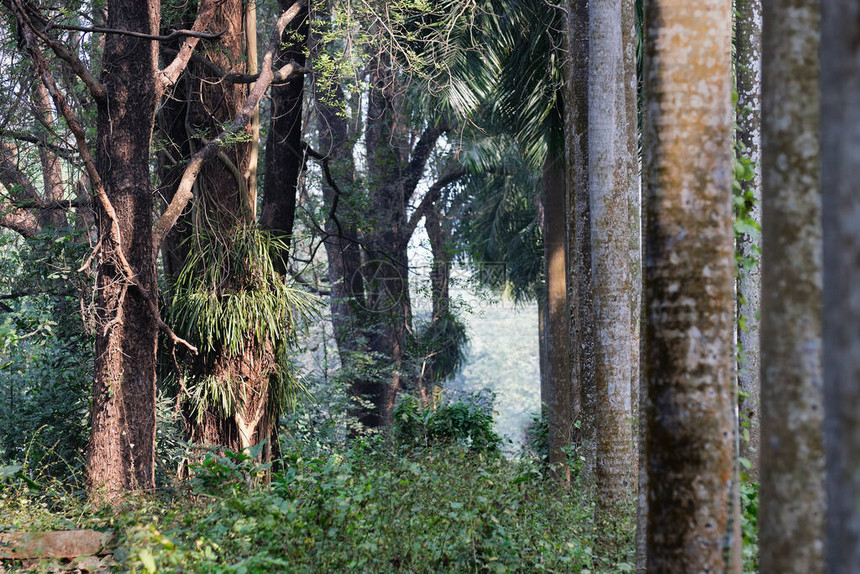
[139,548,157,573]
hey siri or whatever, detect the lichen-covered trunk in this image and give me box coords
[642,1,735,571]
[563,0,594,485]
[759,2,825,572]
[88,0,161,497]
[589,0,635,510]
[821,3,860,571]
[735,0,762,483]
[543,154,573,477]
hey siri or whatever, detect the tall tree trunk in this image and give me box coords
[623,0,647,569]
[564,0,594,485]
[759,1,825,572]
[589,0,635,510]
[260,0,308,248]
[359,55,411,428]
[88,0,161,496]
[735,0,762,483]
[543,153,573,478]
[642,0,735,571]
[821,2,860,571]
[159,0,282,457]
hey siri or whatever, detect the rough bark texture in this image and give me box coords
[544,154,573,476]
[589,0,635,510]
[735,0,762,482]
[88,0,161,496]
[260,0,308,248]
[821,3,860,572]
[642,1,735,571]
[158,0,283,459]
[563,0,594,485]
[758,2,825,572]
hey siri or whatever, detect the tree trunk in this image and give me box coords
[563,0,594,485]
[821,2,860,571]
[759,1,825,572]
[88,0,161,497]
[543,153,573,478]
[589,0,635,510]
[260,0,309,249]
[642,0,735,571]
[158,0,282,459]
[735,0,762,483]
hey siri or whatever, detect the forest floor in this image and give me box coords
[0,443,638,573]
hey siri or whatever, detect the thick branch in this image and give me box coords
[157,0,218,92]
[402,169,466,247]
[402,127,443,203]
[153,2,308,250]
[160,46,307,85]
[48,23,225,42]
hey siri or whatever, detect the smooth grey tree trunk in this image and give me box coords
[642,0,736,571]
[821,1,860,572]
[589,0,635,511]
[759,2,825,572]
[735,0,762,482]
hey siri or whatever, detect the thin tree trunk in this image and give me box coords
[544,153,572,479]
[88,0,161,497]
[821,2,860,572]
[735,0,762,483]
[589,0,635,510]
[642,0,735,570]
[759,1,825,572]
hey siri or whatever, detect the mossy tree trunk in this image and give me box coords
[758,2,825,572]
[642,0,736,570]
[589,0,636,511]
[821,2,860,571]
[563,0,594,485]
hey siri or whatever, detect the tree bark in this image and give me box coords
[821,2,860,572]
[563,0,594,486]
[642,0,735,571]
[735,0,762,483]
[543,153,573,479]
[759,1,825,572]
[88,0,161,497]
[589,0,635,510]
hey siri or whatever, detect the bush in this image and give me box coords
[393,393,501,453]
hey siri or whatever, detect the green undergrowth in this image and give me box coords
[1,442,634,573]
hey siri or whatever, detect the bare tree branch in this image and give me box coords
[48,22,225,42]
[153,1,309,250]
[402,126,443,203]
[160,46,308,85]
[401,169,467,247]
[157,0,218,92]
